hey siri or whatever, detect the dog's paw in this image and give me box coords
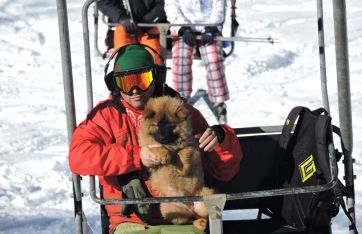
[177,166,190,177]
[193,201,209,218]
[193,218,208,232]
[150,147,172,165]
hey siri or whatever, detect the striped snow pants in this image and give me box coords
[171,39,229,104]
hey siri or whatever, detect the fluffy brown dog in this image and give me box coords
[139,96,214,231]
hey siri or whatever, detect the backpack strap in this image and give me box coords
[161,83,180,98]
[311,107,329,116]
[334,180,359,233]
[314,110,332,181]
[339,196,358,233]
[279,106,306,150]
[279,106,329,150]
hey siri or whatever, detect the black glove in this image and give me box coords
[122,19,139,34]
[210,125,225,144]
[178,26,196,47]
[104,28,114,49]
[200,26,219,46]
[117,172,151,220]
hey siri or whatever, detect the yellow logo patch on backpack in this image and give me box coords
[299,154,316,183]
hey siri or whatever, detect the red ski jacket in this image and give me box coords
[68,98,242,231]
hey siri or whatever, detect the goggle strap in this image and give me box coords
[114,66,154,77]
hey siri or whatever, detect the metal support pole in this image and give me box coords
[204,194,226,234]
[158,24,169,62]
[332,0,357,233]
[82,0,96,111]
[56,0,83,233]
[316,0,330,113]
[227,0,238,57]
[333,0,353,158]
[230,0,237,28]
[56,0,77,142]
[93,1,103,57]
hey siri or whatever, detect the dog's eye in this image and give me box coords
[144,111,155,119]
[176,106,189,120]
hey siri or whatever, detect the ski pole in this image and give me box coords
[167,35,279,44]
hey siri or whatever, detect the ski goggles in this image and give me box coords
[114,68,154,94]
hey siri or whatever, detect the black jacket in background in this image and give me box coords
[97,0,167,24]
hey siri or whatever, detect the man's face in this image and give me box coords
[120,84,155,110]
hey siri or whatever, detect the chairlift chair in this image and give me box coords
[56,0,358,233]
[92,0,243,60]
[93,124,346,234]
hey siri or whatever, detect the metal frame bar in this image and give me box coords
[332,0,356,233]
[93,1,103,57]
[167,34,277,43]
[82,0,96,111]
[89,125,339,206]
[316,0,330,113]
[56,1,83,233]
[100,0,227,27]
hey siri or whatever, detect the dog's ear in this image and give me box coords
[176,105,189,120]
[143,109,155,119]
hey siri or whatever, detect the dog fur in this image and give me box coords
[139,96,213,231]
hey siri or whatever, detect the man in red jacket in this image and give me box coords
[68,44,242,233]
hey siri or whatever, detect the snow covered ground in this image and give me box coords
[0,0,361,233]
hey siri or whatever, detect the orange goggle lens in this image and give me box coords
[115,70,154,94]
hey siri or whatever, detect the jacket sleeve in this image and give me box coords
[203,124,242,181]
[68,105,141,176]
[97,0,129,23]
[165,0,191,25]
[142,0,167,23]
[189,106,243,182]
[209,0,224,25]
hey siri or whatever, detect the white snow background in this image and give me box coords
[0,0,361,233]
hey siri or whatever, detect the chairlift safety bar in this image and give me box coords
[88,124,339,206]
[98,0,227,27]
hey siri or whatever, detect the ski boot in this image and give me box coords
[213,102,227,124]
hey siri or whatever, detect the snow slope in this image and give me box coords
[0,0,361,233]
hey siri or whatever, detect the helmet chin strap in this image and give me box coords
[109,91,126,113]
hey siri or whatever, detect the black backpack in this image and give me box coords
[273,106,340,233]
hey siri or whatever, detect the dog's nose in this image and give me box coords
[154,121,178,144]
[154,133,169,144]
